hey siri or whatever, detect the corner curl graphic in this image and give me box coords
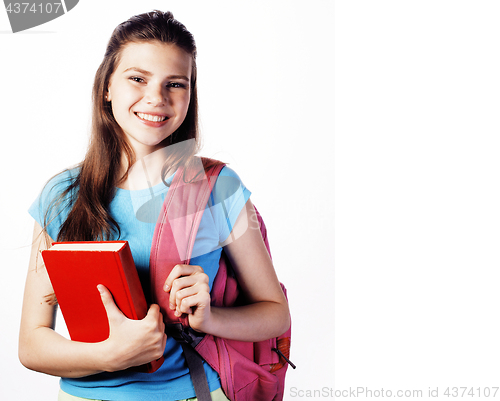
[4,0,79,33]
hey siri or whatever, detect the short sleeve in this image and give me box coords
[208,166,251,243]
[28,169,78,241]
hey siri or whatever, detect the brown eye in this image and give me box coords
[167,82,186,89]
[129,76,145,83]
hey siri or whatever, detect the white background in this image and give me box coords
[6,0,500,401]
[335,1,500,400]
[0,0,333,400]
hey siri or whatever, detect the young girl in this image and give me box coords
[19,10,290,401]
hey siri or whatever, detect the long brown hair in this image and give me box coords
[45,11,200,241]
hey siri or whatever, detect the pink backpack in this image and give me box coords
[150,158,294,401]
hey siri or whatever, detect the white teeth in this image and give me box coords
[136,112,167,122]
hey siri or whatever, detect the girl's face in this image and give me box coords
[107,41,192,159]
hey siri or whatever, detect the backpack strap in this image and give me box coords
[150,157,225,325]
[150,157,225,401]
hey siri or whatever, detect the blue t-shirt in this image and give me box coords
[29,165,251,401]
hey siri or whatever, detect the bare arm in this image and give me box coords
[18,222,166,378]
[165,199,290,342]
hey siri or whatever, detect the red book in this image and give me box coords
[41,240,164,373]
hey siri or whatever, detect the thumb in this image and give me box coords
[97,284,124,322]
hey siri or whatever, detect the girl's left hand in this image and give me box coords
[163,264,212,332]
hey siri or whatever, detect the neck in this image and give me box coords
[118,146,172,190]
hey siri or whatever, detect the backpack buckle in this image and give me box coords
[166,323,206,347]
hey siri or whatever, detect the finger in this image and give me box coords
[97,284,124,322]
[163,264,204,292]
[169,273,209,310]
[145,303,161,320]
[152,304,166,332]
[174,284,210,315]
[168,275,199,308]
[176,291,210,316]
[174,286,199,315]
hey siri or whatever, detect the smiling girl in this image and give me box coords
[18,11,289,401]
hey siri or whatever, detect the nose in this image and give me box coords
[145,84,166,106]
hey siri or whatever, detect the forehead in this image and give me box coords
[115,41,192,78]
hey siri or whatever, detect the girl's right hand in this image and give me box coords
[97,284,166,371]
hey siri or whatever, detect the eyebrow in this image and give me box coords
[123,67,189,81]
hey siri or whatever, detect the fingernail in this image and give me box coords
[169,303,175,310]
[174,310,181,317]
[164,284,170,292]
[97,285,104,295]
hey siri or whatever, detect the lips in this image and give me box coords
[135,112,169,122]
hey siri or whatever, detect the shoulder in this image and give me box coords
[212,165,250,204]
[41,167,79,199]
[35,167,80,212]
[208,165,252,241]
[195,157,250,204]
[29,167,80,238]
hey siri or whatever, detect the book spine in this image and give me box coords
[114,249,140,320]
[117,245,148,320]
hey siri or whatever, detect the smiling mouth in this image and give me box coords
[135,112,169,122]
